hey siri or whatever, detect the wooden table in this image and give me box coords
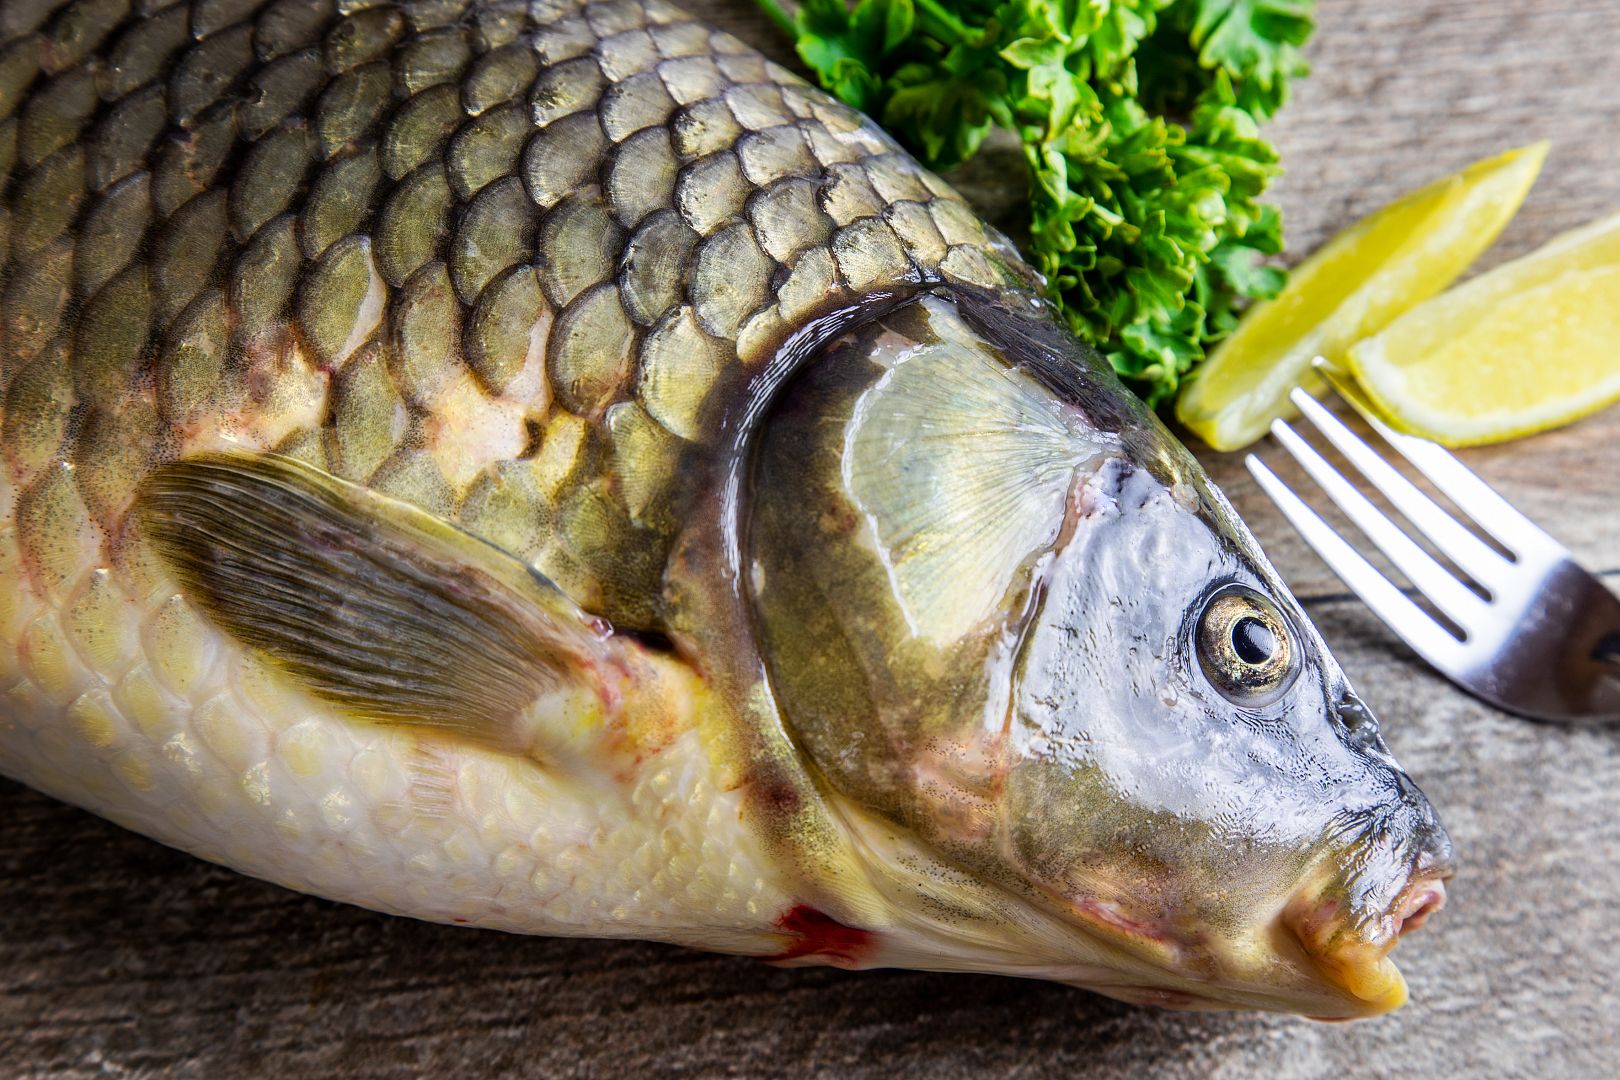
[4,2,1618,1076]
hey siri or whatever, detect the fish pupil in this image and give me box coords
[1231,616,1276,666]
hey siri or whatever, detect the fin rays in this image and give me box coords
[138,453,614,753]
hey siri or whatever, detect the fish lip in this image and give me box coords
[1392,874,1448,936]
[1281,867,1451,1016]
[1029,877,1446,1017]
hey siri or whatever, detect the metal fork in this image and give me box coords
[1245,363,1620,725]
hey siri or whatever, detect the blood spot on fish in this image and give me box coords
[766,905,872,968]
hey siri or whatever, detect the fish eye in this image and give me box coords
[1194,584,1300,706]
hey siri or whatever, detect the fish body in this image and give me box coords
[0,0,1451,1017]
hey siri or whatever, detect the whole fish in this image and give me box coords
[0,0,1452,1018]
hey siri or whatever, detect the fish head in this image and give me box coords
[748,290,1452,1017]
[992,438,1455,1018]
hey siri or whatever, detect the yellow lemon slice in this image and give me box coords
[1347,212,1620,446]
[1176,142,1549,451]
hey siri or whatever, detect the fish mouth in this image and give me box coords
[1283,871,1451,1019]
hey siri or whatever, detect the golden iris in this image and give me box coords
[1196,585,1299,705]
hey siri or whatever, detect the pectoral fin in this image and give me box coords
[137,453,687,759]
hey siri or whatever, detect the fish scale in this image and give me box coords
[0,0,1024,632]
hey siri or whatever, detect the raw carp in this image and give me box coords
[0,0,1451,1017]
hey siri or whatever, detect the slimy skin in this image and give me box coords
[0,0,1451,1017]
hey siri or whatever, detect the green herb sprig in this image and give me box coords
[754,0,1314,405]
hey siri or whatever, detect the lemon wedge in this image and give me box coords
[1347,212,1620,446]
[1176,142,1549,451]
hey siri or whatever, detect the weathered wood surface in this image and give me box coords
[3,1,1618,1076]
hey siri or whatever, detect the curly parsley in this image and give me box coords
[754,0,1314,405]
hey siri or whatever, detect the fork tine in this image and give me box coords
[1245,454,1467,672]
[1268,413,1488,630]
[1316,364,1568,561]
[1287,388,1506,590]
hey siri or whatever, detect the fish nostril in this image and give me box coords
[1334,693,1394,756]
[1336,694,1374,732]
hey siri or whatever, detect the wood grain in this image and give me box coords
[4,2,1619,1077]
